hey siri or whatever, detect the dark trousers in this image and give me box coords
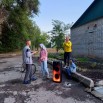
[24,64,35,82]
[64,52,71,66]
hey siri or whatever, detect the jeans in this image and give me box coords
[41,60,49,77]
[65,68,72,76]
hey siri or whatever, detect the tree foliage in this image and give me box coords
[50,20,72,52]
[0,0,40,52]
[34,31,50,50]
[0,0,39,15]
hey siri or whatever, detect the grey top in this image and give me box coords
[22,46,33,64]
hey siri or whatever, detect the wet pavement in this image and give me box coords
[0,56,103,103]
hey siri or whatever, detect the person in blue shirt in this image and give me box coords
[65,59,76,78]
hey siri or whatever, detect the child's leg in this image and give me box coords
[67,52,71,66]
[41,61,45,78]
[66,68,72,79]
[64,52,67,66]
[43,60,49,78]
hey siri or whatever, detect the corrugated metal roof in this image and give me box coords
[71,0,103,29]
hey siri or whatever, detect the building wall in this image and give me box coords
[71,18,103,59]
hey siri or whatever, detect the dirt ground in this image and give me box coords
[0,55,102,103]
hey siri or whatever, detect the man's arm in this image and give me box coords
[26,49,32,57]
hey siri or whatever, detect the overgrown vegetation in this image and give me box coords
[0,0,49,52]
[0,0,40,52]
[77,57,89,62]
[48,52,64,59]
[49,20,72,52]
[0,1,72,53]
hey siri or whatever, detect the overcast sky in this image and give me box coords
[33,0,94,32]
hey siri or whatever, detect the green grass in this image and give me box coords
[48,52,64,60]
[77,57,89,62]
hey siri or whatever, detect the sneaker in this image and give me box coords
[31,77,37,81]
[23,80,31,84]
[46,75,50,79]
[63,65,67,68]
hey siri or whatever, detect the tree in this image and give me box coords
[50,20,72,52]
[0,0,40,52]
[40,32,50,46]
[34,31,50,50]
[0,0,39,15]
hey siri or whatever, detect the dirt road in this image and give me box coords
[0,56,102,103]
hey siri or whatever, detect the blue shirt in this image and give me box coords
[69,62,76,73]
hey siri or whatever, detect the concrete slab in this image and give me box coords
[91,86,103,100]
[95,80,103,86]
[72,72,94,88]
